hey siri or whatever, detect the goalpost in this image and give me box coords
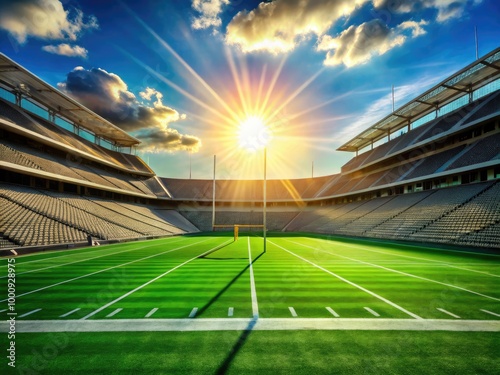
[212,224,265,241]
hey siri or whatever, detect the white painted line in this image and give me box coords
[80,240,232,320]
[189,308,198,318]
[145,308,158,318]
[106,308,123,318]
[8,318,500,333]
[295,237,500,278]
[437,308,460,319]
[247,237,259,319]
[228,307,234,317]
[59,308,81,318]
[19,308,42,318]
[289,307,298,317]
[364,307,380,317]
[0,239,183,278]
[0,309,7,313]
[326,307,339,317]
[1,238,214,303]
[480,309,500,318]
[270,240,422,320]
[286,239,500,302]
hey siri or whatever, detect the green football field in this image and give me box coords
[1,233,499,374]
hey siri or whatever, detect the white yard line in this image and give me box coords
[59,308,81,318]
[364,307,380,317]
[80,240,232,320]
[289,307,298,317]
[286,239,500,302]
[145,308,158,318]
[6,318,500,332]
[247,237,259,319]
[326,307,339,317]
[309,237,500,278]
[437,308,461,319]
[228,307,234,317]
[19,308,42,318]
[106,308,123,318]
[1,238,184,278]
[0,238,213,303]
[189,308,198,318]
[269,240,422,320]
[480,309,500,318]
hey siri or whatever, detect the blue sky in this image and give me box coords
[0,0,498,179]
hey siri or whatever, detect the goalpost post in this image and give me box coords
[212,225,264,241]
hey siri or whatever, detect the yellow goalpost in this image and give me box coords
[212,224,265,241]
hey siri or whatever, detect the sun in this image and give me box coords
[238,116,272,151]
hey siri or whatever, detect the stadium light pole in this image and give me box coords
[263,147,267,253]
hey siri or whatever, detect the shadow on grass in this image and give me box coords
[196,250,265,318]
[215,317,258,375]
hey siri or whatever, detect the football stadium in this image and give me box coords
[1,44,499,373]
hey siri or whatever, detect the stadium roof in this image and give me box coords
[338,46,500,153]
[0,53,140,147]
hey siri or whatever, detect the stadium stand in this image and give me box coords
[1,49,499,251]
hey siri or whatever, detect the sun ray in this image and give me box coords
[258,54,288,118]
[119,48,236,126]
[123,3,241,123]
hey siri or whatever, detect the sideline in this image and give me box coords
[3,318,499,332]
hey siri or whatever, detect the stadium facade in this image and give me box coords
[1,48,499,254]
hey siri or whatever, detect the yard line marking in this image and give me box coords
[106,308,123,318]
[480,309,500,318]
[289,307,298,317]
[228,307,234,317]
[270,240,422,320]
[364,307,380,317]
[306,237,500,278]
[0,238,185,278]
[0,236,183,266]
[145,308,158,318]
[0,238,214,303]
[326,307,339,317]
[437,308,460,319]
[0,309,7,313]
[247,237,259,319]
[80,240,232,320]
[19,308,42,318]
[286,239,500,302]
[59,308,81,318]
[189,308,198,318]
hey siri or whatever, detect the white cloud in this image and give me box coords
[373,0,479,22]
[58,67,201,152]
[0,0,98,44]
[225,0,369,54]
[317,19,427,67]
[42,43,88,58]
[398,20,428,38]
[191,0,229,30]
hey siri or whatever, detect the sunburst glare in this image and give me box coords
[238,116,272,152]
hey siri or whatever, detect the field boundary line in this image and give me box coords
[0,238,214,303]
[5,318,500,332]
[80,239,232,320]
[247,237,259,319]
[287,239,500,302]
[269,240,423,320]
[304,237,500,278]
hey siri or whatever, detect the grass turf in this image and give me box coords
[10,331,500,375]
[1,232,499,373]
